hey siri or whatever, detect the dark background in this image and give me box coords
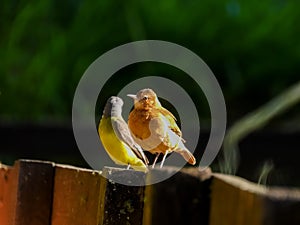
[1,0,300,186]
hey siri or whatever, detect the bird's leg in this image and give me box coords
[126,164,130,170]
[152,153,160,168]
[160,151,169,168]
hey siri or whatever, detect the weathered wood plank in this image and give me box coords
[9,160,55,225]
[210,173,300,225]
[143,167,212,225]
[263,188,300,225]
[1,160,300,225]
[210,174,264,225]
[50,164,102,225]
[0,164,11,225]
[99,167,146,225]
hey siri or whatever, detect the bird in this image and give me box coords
[98,96,149,172]
[127,88,196,168]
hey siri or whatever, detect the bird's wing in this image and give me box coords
[159,107,182,137]
[111,117,149,164]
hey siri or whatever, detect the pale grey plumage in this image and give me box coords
[102,96,149,165]
[102,96,123,118]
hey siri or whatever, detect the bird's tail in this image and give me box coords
[177,149,196,165]
[174,141,196,165]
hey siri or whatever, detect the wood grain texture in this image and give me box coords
[0,164,11,225]
[99,167,146,225]
[143,167,212,225]
[51,164,102,225]
[9,160,55,225]
[263,188,300,225]
[1,160,300,225]
[210,174,264,225]
[210,174,300,225]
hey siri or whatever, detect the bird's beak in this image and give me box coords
[127,94,137,100]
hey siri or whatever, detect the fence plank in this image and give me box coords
[9,160,55,225]
[209,174,264,225]
[263,188,300,225]
[210,174,300,225]
[99,167,146,225]
[51,164,102,225]
[143,167,212,225]
[0,164,11,225]
[1,160,300,225]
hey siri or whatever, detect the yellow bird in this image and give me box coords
[127,88,196,168]
[98,96,149,172]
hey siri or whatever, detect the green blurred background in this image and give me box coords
[1,0,300,186]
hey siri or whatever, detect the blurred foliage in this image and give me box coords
[0,0,300,121]
[221,80,300,175]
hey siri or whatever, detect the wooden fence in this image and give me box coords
[0,159,300,225]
